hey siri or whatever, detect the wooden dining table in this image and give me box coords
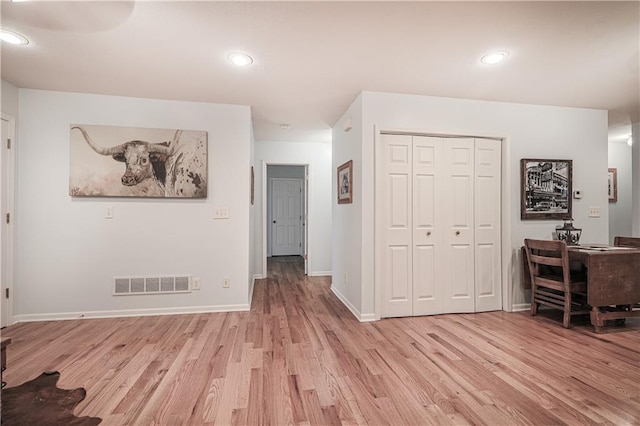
[521,244,640,332]
[567,245,640,332]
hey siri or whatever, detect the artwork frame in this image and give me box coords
[250,166,255,205]
[521,158,572,220]
[608,168,617,203]
[337,160,353,204]
[69,124,208,198]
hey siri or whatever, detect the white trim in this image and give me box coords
[374,125,382,320]
[373,126,512,319]
[13,304,251,323]
[308,271,332,277]
[331,285,376,322]
[512,303,531,312]
[0,113,15,328]
[249,274,262,306]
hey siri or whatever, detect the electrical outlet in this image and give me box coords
[214,208,229,219]
[588,206,601,218]
[192,277,201,290]
[222,277,230,288]
[105,206,113,219]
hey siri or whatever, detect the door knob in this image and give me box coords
[273,220,277,224]
[426,231,432,236]
[455,231,460,235]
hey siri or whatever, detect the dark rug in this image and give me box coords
[1,371,102,425]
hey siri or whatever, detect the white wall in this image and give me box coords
[16,89,252,320]
[1,80,19,118]
[633,122,640,236]
[608,141,633,243]
[333,91,608,319]
[249,124,256,302]
[266,165,305,257]
[332,95,365,318]
[254,140,332,277]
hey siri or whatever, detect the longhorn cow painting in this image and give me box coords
[69,124,207,198]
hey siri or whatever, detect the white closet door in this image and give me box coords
[474,139,502,311]
[380,134,413,318]
[412,136,443,315]
[442,138,475,313]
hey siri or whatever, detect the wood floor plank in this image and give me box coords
[2,255,639,425]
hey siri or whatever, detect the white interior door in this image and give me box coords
[378,133,501,319]
[380,134,413,318]
[412,136,443,315]
[271,178,302,256]
[442,138,476,313]
[1,117,10,328]
[474,139,502,311]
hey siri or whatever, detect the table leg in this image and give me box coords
[590,306,605,333]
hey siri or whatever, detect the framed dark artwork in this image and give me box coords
[337,160,353,204]
[521,159,572,220]
[608,168,617,203]
[69,124,207,198]
[250,166,255,205]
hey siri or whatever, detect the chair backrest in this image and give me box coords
[524,239,570,290]
[614,236,640,248]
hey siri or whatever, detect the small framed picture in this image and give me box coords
[608,168,617,203]
[250,166,255,205]
[337,160,353,204]
[521,159,572,220]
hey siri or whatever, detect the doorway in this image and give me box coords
[1,114,15,328]
[264,164,309,275]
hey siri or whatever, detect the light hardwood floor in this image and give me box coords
[1,256,639,425]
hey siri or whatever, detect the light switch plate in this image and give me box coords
[588,206,600,218]
[214,208,229,219]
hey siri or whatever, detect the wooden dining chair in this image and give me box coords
[614,236,640,248]
[524,239,589,328]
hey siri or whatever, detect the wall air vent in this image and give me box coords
[113,275,192,295]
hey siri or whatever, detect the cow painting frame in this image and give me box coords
[69,124,208,198]
[521,158,572,220]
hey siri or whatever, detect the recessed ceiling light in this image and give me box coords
[227,52,253,67]
[0,28,29,45]
[280,124,291,130]
[481,50,509,65]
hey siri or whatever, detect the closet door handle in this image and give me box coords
[455,231,460,236]
[426,231,432,236]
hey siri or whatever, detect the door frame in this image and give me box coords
[269,177,303,257]
[261,161,310,276]
[374,127,513,320]
[1,113,16,328]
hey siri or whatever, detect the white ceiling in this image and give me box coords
[1,1,638,143]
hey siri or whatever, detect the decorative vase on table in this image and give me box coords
[555,219,582,246]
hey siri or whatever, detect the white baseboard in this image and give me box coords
[512,303,531,312]
[13,304,251,323]
[330,285,377,322]
[308,271,332,277]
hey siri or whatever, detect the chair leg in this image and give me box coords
[530,285,538,316]
[563,292,571,328]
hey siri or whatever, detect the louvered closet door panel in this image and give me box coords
[442,138,475,313]
[412,136,443,315]
[474,139,502,312]
[380,134,413,318]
